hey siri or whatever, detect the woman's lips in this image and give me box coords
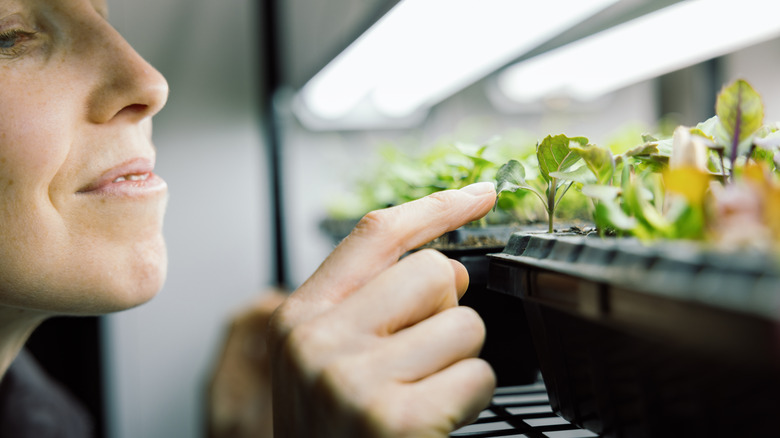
[77,158,167,196]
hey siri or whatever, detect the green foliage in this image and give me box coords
[494,78,780,243]
[326,134,541,225]
[571,143,614,185]
[496,79,780,246]
[331,79,780,250]
[496,160,532,195]
[497,134,590,233]
[538,135,587,182]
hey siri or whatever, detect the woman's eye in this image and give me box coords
[0,29,34,55]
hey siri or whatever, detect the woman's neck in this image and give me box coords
[0,307,47,378]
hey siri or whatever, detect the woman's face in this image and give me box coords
[0,0,169,315]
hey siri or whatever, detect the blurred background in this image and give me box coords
[27,0,780,437]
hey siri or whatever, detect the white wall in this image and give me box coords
[103,1,273,438]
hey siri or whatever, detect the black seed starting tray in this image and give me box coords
[485,232,780,438]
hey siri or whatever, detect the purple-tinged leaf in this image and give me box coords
[715,79,764,164]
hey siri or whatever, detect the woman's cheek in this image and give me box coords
[0,189,169,314]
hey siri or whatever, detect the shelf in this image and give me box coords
[452,378,599,438]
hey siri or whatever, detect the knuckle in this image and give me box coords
[347,209,404,255]
[452,305,485,334]
[367,398,426,438]
[470,358,498,393]
[411,249,457,293]
[424,189,457,210]
[280,319,332,367]
[266,304,292,351]
[412,248,448,269]
[267,302,305,348]
[267,302,290,334]
[447,306,487,346]
[472,357,497,382]
[284,320,315,349]
[407,249,460,305]
[279,322,310,360]
[288,319,333,352]
[354,208,399,238]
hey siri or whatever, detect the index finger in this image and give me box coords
[298,182,496,307]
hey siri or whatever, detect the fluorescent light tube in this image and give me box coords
[497,0,780,103]
[297,0,619,124]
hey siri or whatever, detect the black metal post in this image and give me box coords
[258,0,288,289]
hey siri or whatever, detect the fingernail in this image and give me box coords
[459,182,496,196]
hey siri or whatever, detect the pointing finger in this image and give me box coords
[295,182,495,310]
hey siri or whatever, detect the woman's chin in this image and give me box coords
[61,237,169,315]
[101,240,168,313]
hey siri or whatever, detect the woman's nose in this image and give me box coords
[85,20,169,125]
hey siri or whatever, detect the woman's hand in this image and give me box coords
[269,182,498,437]
[207,289,286,438]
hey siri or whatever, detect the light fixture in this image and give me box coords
[496,0,780,104]
[295,0,619,129]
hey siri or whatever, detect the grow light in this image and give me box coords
[496,0,780,103]
[295,0,619,127]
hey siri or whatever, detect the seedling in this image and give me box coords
[496,134,589,233]
[573,79,780,246]
[327,137,537,225]
[716,79,765,174]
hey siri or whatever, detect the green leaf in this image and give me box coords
[667,200,706,240]
[581,184,621,201]
[715,79,764,161]
[495,160,533,196]
[654,138,674,157]
[464,155,495,185]
[570,143,615,185]
[694,116,721,142]
[630,154,669,173]
[549,165,597,185]
[454,142,488,159]
[595,198,638,231]
[641,134,658,143]
[689,128,714,143]
[619,137,669,175]
[754,129,780,150]
[495,159,546,212]
[623,141,659,158]
[537,135,587,183]
[624,180,672,236]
